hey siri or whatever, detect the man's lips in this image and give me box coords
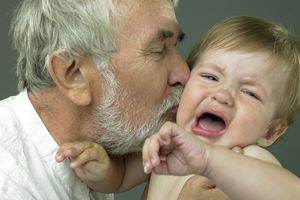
[169,105,178,114]
[163,105,178,122]
[167,105,178,115]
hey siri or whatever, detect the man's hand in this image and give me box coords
[56,141,111,182]
[178,176,231,200]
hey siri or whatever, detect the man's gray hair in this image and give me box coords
[173,0,179,7]
[11,0,179,92]
[12,0,120,92]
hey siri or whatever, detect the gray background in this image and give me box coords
[1,1,299,199]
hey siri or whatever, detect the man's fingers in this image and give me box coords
[179,175,230,200]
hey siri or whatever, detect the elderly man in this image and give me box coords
[0,0,189,199]
[0,0,233,199]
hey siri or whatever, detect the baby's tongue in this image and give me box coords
[199,115,225,132]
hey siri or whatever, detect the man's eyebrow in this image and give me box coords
[149,29,185,44]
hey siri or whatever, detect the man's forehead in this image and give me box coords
[118,0,181,46]
[124,0,177,22]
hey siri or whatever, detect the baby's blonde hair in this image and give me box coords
[187,16,300,125]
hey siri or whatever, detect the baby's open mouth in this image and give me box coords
[195,112,226,133]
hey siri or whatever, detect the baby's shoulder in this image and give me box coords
[243,145,281,166]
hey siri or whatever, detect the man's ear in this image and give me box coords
[257,119,289,147]
[48,49,92,106]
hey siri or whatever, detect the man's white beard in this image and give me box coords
[90,68,183,155]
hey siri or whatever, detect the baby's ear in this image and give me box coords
[257,119,288,147]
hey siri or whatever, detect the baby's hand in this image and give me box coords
[142,122,210,176]
[56,141,111,182]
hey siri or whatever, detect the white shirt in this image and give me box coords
[0,90,113,200]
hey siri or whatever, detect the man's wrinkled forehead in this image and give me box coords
[120,0,177,19]
[158,0,177,20]
[121,0,180,44]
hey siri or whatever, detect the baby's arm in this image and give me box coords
[56,141,149,193]
[143,122,300,200]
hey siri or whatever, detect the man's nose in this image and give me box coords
[211,88,234,107]
[168,51,190,87]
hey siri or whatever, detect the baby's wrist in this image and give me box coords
[199,143,213,177]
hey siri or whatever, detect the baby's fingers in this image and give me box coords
[143,137,161,174]
[56,141,99,162]
[70,146,108,168]
[142,138,155,174]
[143,131,173,173]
